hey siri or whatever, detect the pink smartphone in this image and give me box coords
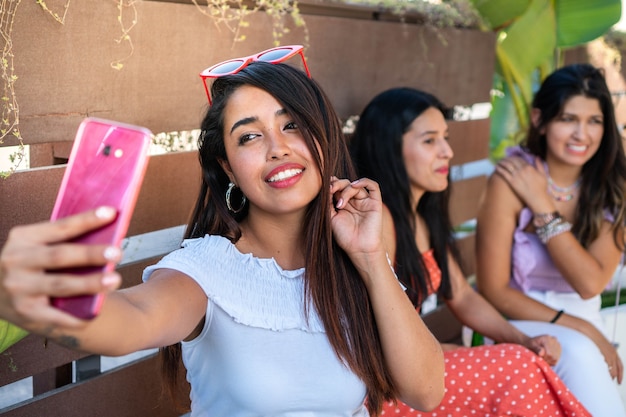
[50,117,152,319]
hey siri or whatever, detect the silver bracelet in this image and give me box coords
[535,215,563,238]
[536,217,572,244]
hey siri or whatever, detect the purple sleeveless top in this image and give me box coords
[511,208,576,293]
[506,146,614,293]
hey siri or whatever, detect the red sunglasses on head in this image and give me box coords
[199,45,311,105]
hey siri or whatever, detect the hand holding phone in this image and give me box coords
[50,117,151,319]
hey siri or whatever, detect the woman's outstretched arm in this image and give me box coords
[0,208,207,356]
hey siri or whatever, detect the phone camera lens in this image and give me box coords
[103,145,112,156]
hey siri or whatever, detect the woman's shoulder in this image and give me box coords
[484,168,520,206]
[143,234,320,332]
[479,167,525,227]
[153,234,233,266]
[162,234,304,275]
[180,234,232,253]
[484,152,527,208]
[142,235,234,282]
[504,145,537,165]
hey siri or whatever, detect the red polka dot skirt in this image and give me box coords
[381,343,591,417]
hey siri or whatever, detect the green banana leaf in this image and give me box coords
[0,320,28,354]
[470,0,530,29]
[496,0,556,124]
[489,75,522,160]
[556,0,622,47]
[471,0,621,161]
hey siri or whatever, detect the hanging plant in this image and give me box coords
[0,0,25,177]
[191,0,308,47]
[35,0,71,24]
[110,0,139,70]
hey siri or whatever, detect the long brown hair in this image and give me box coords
[160,62,395,415]
[524,63,626,249]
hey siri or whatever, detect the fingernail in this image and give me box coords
[351,179,360,185]
[96,206,116,219]
[336,198,343,208]
[103,246,121,261]
[102,273,121,287]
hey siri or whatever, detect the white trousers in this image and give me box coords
[526,290,607,337]
[512,320,626,417]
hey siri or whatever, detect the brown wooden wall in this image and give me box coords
[9,0,493,153]
[1,1,495,415]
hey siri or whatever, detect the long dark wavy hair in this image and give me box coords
[349,87,458,308]
[160,62,396,415]
[523,63,626,249]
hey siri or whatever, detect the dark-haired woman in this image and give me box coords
[351,87,590,416]
[0,55,445,416]
[477,63,626,416]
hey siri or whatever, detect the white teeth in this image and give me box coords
[268,168,302,182]
[568,144,587,152]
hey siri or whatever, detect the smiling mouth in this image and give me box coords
[267,168,303,182]
[567,144,587,152]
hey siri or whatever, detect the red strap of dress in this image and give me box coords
[422,249,442,296]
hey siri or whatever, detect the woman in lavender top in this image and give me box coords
[476,63,626,415]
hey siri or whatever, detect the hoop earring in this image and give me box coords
[226,182,247,213]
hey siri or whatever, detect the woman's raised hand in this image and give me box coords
[0,207,122,332]
[329,177,384,260]
[495,156,555,213]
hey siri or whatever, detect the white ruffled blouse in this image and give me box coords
[142,234,368,417]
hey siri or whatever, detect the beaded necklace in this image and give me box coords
[547,176,581,202]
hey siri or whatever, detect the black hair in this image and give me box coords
[350,87,458,307]
[524,63,626,248]
[161,62,396,415]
